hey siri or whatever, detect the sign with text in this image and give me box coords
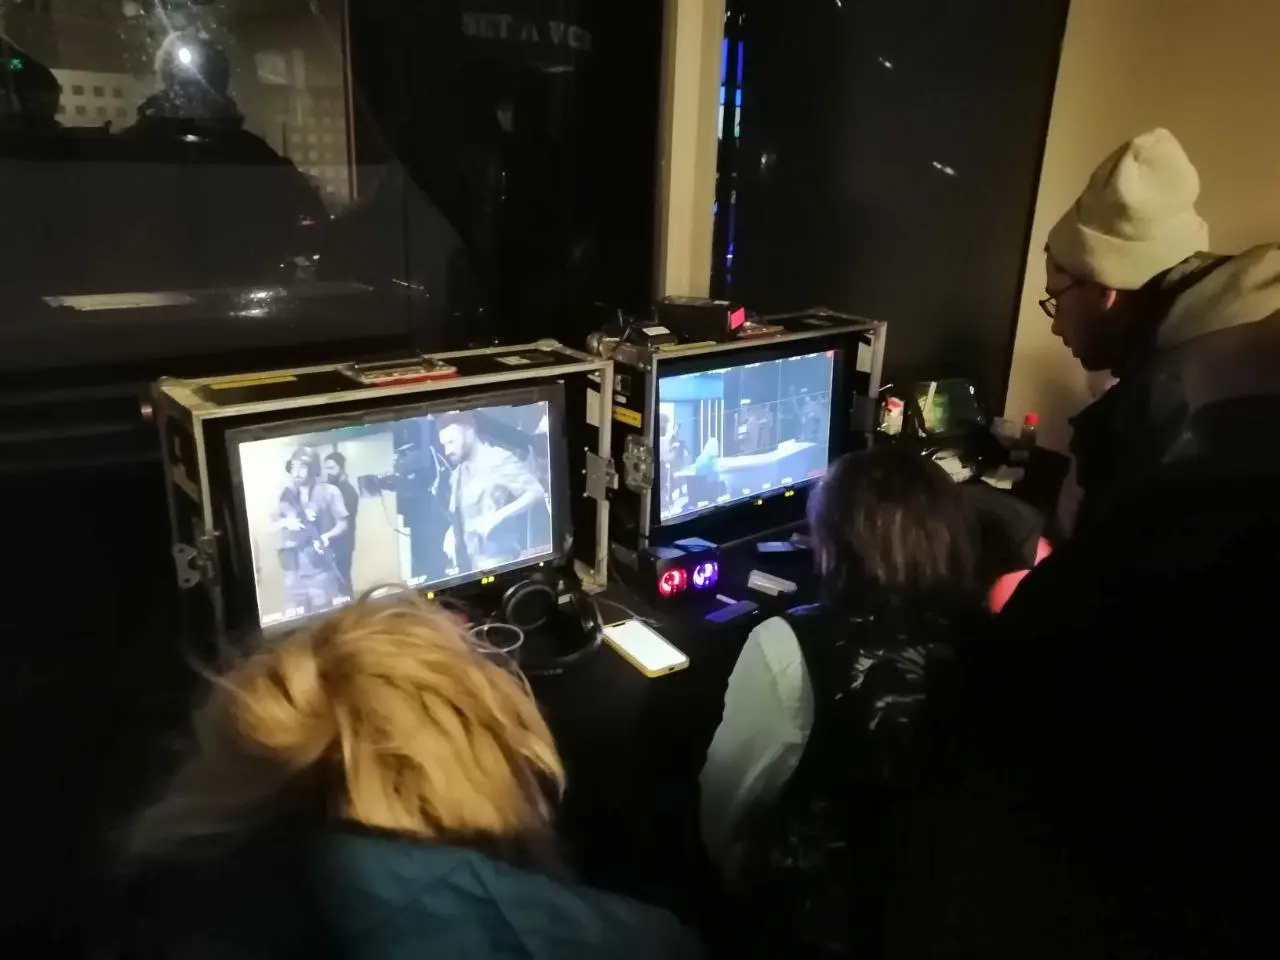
[461,3,593,70]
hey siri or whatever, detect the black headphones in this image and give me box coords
[499,566,604,677]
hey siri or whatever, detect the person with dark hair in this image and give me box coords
[435,411,476,434]
[323,452,360,594]
[271,447,348,615]
[699,446,986,957]
[436,411,545,574]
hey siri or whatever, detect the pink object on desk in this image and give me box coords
[988,536,1053,613]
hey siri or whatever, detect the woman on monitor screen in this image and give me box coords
[117,592,701,959]
[699,446,986,957]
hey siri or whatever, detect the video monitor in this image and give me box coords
[228,387,562,629]
[657,349,835,525]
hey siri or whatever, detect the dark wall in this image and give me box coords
[350,0,664,348]
[712,0,1069,407]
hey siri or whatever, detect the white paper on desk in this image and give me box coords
[981,465,1025,490]
[931,451,971,481]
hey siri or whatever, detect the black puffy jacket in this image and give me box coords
[739,601,980,959]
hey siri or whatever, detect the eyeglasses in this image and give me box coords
[1039,279,1083,319]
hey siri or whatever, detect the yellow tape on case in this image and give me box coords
[209,374,298,390]
[612,406,643,428]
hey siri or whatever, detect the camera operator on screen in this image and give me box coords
[437,412,545,573]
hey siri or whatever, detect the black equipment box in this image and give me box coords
[580,309,885,578]
[153,340,615,642]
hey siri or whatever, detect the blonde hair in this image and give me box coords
[127,591,564,860]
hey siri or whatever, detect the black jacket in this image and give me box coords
[739,601,979,959]
[932,245,1280,958]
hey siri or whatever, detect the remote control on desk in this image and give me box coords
[756,534,812,554]
[704,599,760,625]
[757,540,803,555]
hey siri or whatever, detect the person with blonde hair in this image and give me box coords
[117,591,701,958]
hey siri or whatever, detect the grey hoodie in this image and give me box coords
[1069,244,1280,528]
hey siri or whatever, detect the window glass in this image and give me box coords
[0,1,662,483]
[0,0,470,377]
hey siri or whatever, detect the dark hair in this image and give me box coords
[809,447,976,608]
[287,447,320,478]
[324,451,346,471]
[436,412,477,433]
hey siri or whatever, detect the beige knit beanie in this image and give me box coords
[1046,128,1209,291]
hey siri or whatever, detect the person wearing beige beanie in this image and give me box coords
[1041,128,1211,372]
[978,131,1280,960]
[1032,127,1280,530]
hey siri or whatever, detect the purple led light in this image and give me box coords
[691,560,720,590]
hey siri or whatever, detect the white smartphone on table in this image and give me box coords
[603,619,690,678]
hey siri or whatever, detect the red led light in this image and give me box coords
[657,568,688,598]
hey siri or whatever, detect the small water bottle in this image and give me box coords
[1020,413,1039,446]
[1011,413,1038,462]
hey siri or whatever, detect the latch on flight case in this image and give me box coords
[620,436,654,493]
[584,450,619,502]
[173,531,220,589]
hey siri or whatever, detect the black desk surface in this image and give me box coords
[544,541,819,765]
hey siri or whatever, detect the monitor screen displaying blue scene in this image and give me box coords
[235,397,557,628]
[657,349,835,525]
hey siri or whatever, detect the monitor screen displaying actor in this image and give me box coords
[271,446,350,617]
[353,399,555,588]
[237,399,555,626]
[436,406,552,580]
[238,428,405,627]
